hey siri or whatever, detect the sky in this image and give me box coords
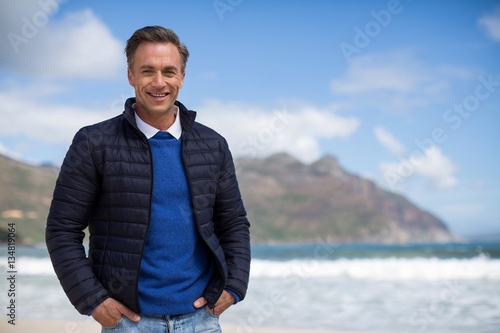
[0,0,499,237]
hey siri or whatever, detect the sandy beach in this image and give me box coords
[0,319,361,333]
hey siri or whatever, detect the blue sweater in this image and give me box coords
[138,131,213,315]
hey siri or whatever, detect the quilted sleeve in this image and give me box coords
[45,127,109,315]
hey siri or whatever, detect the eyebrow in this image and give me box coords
[139,65,178,72]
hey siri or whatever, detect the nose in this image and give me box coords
[151,71,166,88]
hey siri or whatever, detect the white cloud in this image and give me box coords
[0,84,359,165]
[195,99,359,164]
[0,0,48,37]
[478,7,500,42]
[416,146,457,189]
[437,65,475,81]
[374,127,406,155]
[0,86,120,146]
[330,51,453,113]
[0,142,18,159]
[380,146,457,190]
[331,52,426,94]
[1,7,123,80]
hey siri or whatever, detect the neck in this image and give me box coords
[135,105,176,131]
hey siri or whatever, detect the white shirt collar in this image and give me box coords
[134,105,182,140]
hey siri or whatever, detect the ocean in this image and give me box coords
[1,241,499,332]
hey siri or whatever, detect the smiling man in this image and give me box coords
[128,41,185,130]
[46,26,251,333]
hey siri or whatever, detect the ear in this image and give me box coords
[127,67,135,87]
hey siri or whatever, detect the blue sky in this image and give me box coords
[1,0,499,237]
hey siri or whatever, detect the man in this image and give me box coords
[46,26,251,332]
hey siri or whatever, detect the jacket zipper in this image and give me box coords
[134,135,154,313]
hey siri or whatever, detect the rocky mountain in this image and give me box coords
[236,153,457,243]
[0,154,58,244]
[0,152,457,244]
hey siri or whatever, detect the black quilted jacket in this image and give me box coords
[46,98,251,315]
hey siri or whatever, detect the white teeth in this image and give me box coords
[150,93,166,97]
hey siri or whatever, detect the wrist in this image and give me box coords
[225,289,240,304]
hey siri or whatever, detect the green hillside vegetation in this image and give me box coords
[0,155,58,243]
[0,153,457,244]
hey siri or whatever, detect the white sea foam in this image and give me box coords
[0,256,56,276]
[250,255,500,281]
[1,255,499,332]
[2,255,500,281]
[2,248,499,332]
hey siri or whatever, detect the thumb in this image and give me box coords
[116,302,140,322]
[193,297,207,309]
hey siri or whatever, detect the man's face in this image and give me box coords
[127,42,185,120]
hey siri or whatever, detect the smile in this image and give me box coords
[148,93,168,98]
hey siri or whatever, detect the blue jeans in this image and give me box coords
[101,308,221,333]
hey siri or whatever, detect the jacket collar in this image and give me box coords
[123,98,197,135]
